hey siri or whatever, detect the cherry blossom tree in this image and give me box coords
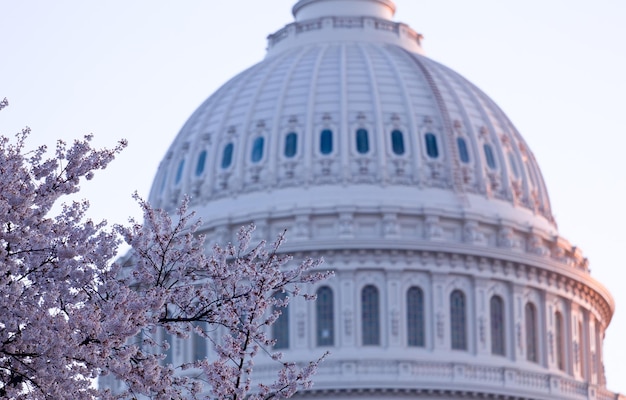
[0,98,330,399]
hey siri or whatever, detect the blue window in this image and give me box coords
[193,321,208,361]
[525,302,538,362]
[251,137,264,163]
[273,292,289,349]
[508,153,519,177]
[490,296,505,356]
[391,130,405,155]
[175,159,185,185]
[450,290,467,350]
[425,133,439,158]
[284,132,297,158]
[457,137,470,163]
[407,287,425,347]
[555,311,565,371]
[484,144,496,169]
[578,321,584,375]
[361,285,380,345]
[163,331,173,365]
[195,150,207,176]
[316,286,334,346]
[356,128,370,154]
[320,129,333,155]
[221,143,234,169]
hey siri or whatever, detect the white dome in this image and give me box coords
[149,5,554,234]
[146,1,617,399]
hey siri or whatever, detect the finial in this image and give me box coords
[292,0,397,21]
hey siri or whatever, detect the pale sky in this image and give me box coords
[1,0,625,393]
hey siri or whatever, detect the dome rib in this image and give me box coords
[204,66,258,199]
[227,50,295,195]
[303,44,330,186]
[433,59,501,198]
[358,43,387,182]
[416,60,484,195]
[266,46,312,188]
[401,50,459,193]
[378,44,420,183]
[339,44,350,183]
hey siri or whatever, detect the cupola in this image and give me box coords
[292,0,397,21]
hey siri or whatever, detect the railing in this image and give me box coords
[267,16,421,48]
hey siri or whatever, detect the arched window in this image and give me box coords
[284,132,297,158]
[555,311,565,371]
[525,302,538,362]
[320,129,333,155]
[356,128,370,154]
[316,286,334,346]
[361,285,380,345]
[163,331,173,365]
[391,130,405,155]
[272,292,289,349]
[594,323,602,381]
[450,290,467,350]
[174,159,185,185]
[195,150,207,176]
[508,152,519,177]
[578,320,585,377]
[425,133,439,158]
[192,321,208,361]
[484,144,496,169]
[251,137,265,163]
[457,137,470,163]
[407,287,425,347]
[490,295,505,356]
[221,143,234,169]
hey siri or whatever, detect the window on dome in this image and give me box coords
[457,137,470,163]
[192,321,208,361]
[175,159,185,185]
[284,132,297,158]
[221,143,234,169]
[490,295,505,356]
[356,128,370,154]
[555,311,565,371]
[195,150,207,176]
[484,144,496,169]
[425,133,439,158]
[320,129,333,155]
[272,292,289,349]
[450,290,467,350]
[361,285,380,345]
[508,152,519,177]
[251,137,265,163]
[391,130,405,155]
[316,286,334,347]
[407,287,425,347]
[525,302,538,362]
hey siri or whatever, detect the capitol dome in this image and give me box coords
[147,0,619,398]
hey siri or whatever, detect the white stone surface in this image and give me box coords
[146,0,622,398]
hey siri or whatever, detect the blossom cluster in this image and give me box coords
[0,99,330,399]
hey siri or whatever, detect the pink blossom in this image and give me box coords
[0,100,331,399]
